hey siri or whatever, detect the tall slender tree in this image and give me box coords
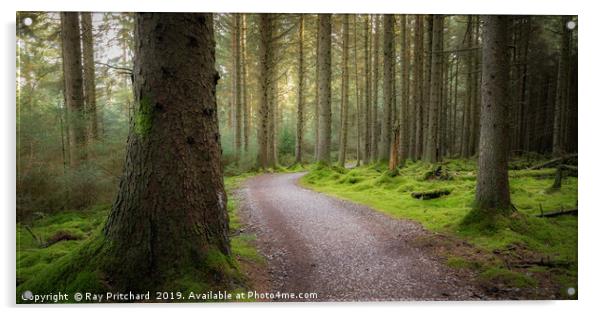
[370,15,380,162]
[295,15,305,164]
[412,15,424,159]
[242,14,250,153]
[399,15,410,163]
[316,14,332,165]
[474,15,512,213]
[425,15,444,163]
[80,12,98,141]
[381,14,394,162]
[363,15,372,164]
[553,16,571,156]
[257,14,274,169]
[338,14,350,166]
[60,12,86,167]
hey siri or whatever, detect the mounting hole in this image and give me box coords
[566,21,576,30]
[567,287,576,296]
[22,17,32,26]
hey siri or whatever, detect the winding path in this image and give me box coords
[238,172,483,301]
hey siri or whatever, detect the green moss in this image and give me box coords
[17,172,267,303]
[134,95,154,136]
[300,158,577,291]
[480,267,537,288]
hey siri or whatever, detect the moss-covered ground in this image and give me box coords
[300,158,577,298]
[16,172,263,303]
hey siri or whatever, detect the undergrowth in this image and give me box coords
[17,173,263,303]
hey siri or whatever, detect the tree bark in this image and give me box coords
[338,15,350,166]
[461,15,474,158]
[425,15,444,163]
[60,12,87,167]
[399,15,410,163]
[553,16,571,156]
[257,14,274,169]
[382,15,395,162]
[80,12,98,141]
[103,13,230,290]
[412,15,424,160]
[242,14,249,153]
[363,15,372,164]
[295,15,305,164]
[233,14,242,161]
[354,15,362,166]
[316,14,332,165]
[474,15,512,213]
[370,15,380,163]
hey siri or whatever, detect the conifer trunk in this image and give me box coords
[103,13,230,290]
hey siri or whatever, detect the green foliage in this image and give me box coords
[300,158,577,291]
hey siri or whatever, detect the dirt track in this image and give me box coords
[238,172,485,301]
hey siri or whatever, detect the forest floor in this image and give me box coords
[15,158,577,302]
[297,159,578,300]
[238,172,487,301]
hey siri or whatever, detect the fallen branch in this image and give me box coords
[528,154,577,170]
[411,189,451,200]
[536,208,578,218]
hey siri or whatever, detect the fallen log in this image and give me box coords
[411,189,451,200]
[528,154,577,170]
[536,208,577,218]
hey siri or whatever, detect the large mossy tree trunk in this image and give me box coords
[316,14,332,165]
[474,15,512,213]
[103,13,230,291]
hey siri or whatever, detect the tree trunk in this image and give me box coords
[553,16,570,156]
[314,15,321,161]
[80,12,98,142]
[363,15,372,164]
[257,14,273,169]
[474,15,512,213]
[242,14,249,153]
[470,16,481,156]
[233,14,242,161]
[338,15,350,166]
[399,15,410,163]
[354,15,362,166]
[370,15,380,163]
[60,12,86,167]
[295,15,305,164]
[412,15,424,160]
[461,16,474,158]
[423,15,433,155]
[425,15,444,163]
[103,13,230,290]
[317,14,332,165]
[381,15,394,162]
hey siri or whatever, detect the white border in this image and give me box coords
[3,1,599,315]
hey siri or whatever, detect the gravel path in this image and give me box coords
[238,172,484,301]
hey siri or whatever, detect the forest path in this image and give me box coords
[238,172,484,301]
